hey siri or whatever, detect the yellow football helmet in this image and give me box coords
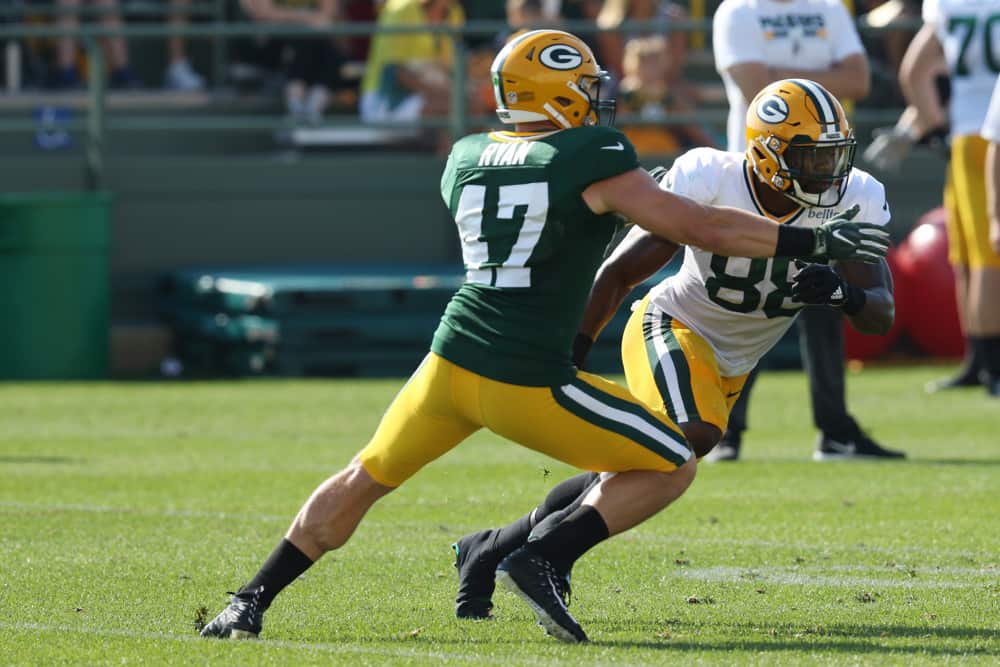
[746,79,856,208]
[491,29,615,128]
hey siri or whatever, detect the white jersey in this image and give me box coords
[984,76,1000,141]
[713,0,865,151]
[648,148,890,376]
[923,0,1000,137]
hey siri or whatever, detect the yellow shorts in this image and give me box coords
[947,135,1000,269]
[358,352,690,487]
[621,295,750,433]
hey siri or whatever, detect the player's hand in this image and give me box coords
[790,260,847,305]
[991,216,1000,256]
[812,205,889,263]
[863,126,914,173]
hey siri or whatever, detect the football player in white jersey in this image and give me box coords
[451,79,897,620]
[897,0,1000,395]
[982,77,1000,394]
[713,0,889,462]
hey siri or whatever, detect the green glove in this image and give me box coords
[812,204,890,263]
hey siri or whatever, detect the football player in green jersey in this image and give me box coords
[201,30,889,644]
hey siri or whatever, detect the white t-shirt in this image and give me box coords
[984,77,1000,142]
[649,148,890,376]
[713,0,865,151]
[924,0,1000,137]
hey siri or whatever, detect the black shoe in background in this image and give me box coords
[813,431,906,461]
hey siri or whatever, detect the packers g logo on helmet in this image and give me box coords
[756,95,789,124]
[746,79,857,208]
[490,30,615,128]
[539,44,583,70]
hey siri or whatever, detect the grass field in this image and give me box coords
[1,364,998,665]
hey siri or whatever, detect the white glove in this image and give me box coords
[863,126,915,173]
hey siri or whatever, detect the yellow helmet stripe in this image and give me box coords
[790,78,840,135]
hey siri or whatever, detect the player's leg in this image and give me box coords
[928,163,983,391]
[951,136,1000,396]
[480,373,694,641]
[453,471,599,619]
[709,366,758,461]
[799,306,905,460]
[621,295,743,458]
[200,353,479,639]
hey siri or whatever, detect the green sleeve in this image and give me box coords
[571,127,640,189]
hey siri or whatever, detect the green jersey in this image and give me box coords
[431,125,639,386]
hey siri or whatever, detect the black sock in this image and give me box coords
[487,473,599,563]
[525,505,609,575]
[960,336,985,380]
[537,472,599,519]
[980,336,1000,377]
[239,539,314,609]
[488,513,534,564]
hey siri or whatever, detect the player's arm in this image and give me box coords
[573,226,678,367]
[899,24,949,135]
[790,258,895,335]
[581,227,679,341]
[770,53,871,102]
[582,168,887,261]
[837,259,895,335]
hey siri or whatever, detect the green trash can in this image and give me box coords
[0,193,111,379]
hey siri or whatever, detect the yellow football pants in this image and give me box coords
[358,352,691,487]
[947,135,1000,269]
[622,295,750,433]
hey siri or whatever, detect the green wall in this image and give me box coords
[2,148,946,322]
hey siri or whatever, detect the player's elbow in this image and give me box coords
[850,301,894,336]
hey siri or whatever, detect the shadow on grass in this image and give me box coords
[904,458,1000,466]
[590,620,997,656]
[0,455,85,465]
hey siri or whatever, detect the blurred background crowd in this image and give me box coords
[0,0,923,135]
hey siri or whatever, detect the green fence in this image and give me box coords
[0,17,924,188]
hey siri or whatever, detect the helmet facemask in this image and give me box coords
[576,71,616,126]
[754,132,857,208]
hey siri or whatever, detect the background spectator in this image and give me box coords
[595,0,690,93]
[165,0,206,91]
[55,0,139,88]
[360,0,464,125]
[617,35,717,154]
[240,0,346,125]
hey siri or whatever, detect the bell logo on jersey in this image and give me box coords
[807,207,840,220]
[756,95,789,124]
[539,44,583,70]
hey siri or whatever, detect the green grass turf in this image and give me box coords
[1,364,997,665]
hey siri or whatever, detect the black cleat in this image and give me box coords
[496,547,587,643]
[705,439,741,462]
[813,431,905,461]
[925,371,982,393]
[453,530,498,619]
[199,586,265,639]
